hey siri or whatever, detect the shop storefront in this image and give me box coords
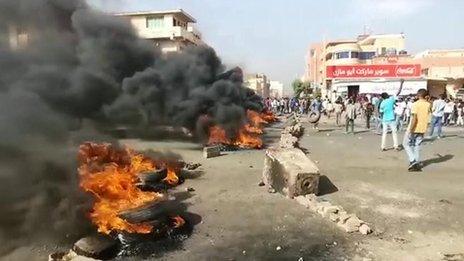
[326,64,424,99]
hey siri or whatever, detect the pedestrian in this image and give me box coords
[429,94,447,139]
[403,88,431,171]
[326,101,334,119]
[364,99,374,129]
[394,97,407,131]
[310,96,323,130]
[345,98,356,134]
[373,94,383,134]
[334,100,343,126]
[380,79,405,151]
[404,97,413,124]
[456,101,464,126]
[444,99,455,126]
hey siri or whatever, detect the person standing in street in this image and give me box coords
[403,89,431,171]
[444,99,455,126]
[345,98,356,134]
[456,101,464,127]
[429,94,447,138]
[380,79,405,151]
[394,97,407,131]
[364,99,374,129]
[373,95,383,134]
[334,100,343,126]
[310,96,323,130]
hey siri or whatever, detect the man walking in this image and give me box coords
[345,99,356,134]
[310,96,322,130]
[429,94,447,138]
[334,100,343,126]
[403,89,431,171]
[380,79,405,151]
[364,99,374,129]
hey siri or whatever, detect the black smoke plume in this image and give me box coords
[0,0,262,257]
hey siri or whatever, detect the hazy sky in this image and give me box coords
[88,0,464,88]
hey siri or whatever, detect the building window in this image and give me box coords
[359,52,376,60]
[380,47,387,55]
[386,48,397,56]
[146,17,164,29]
[351,51,359,59]
[336,51,350,59]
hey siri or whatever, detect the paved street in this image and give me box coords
[300,117,464,260]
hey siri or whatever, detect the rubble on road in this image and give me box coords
[279,113,305,149]
[203,146,221,158]
[261,112,372,236]
[293,194,372,235]
[73,235,118,260]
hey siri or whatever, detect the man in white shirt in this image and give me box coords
[430,94,447,138]
[394,98,407,131]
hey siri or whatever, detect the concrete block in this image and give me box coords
[262,148,320,198]
[359,224,372,235]
[203,146,221,158]
[338,215,363,233]
[280,133,299,148]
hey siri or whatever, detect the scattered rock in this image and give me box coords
[249,165,254,168]
[443,253,464,261]
[258,181,265,187]
[276,246,282,251]
[298,258,304,261]
[295,195,311,208]
[359,224,372,235]
[203,146,221,159]
[439,199,452,204]
[73,235,118,260]
[242,250,246,255]
[268,187,277,193]
[184,162,201,170]
[185,187,195,192]
[338,215,363,233]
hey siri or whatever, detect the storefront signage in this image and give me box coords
[326,64,421,79]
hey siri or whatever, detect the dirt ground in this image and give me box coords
[3,118,464,261]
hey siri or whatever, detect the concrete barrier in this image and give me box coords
[262,148,320,198]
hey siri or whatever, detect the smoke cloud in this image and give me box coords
[0,0,263,256]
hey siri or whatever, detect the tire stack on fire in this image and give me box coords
[261,114,372,236]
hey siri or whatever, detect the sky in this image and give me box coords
[88,0,464,89]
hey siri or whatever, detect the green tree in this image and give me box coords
[292,79,312,97]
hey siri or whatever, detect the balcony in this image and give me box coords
[136,25,204,45]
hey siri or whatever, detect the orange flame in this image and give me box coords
[171,215,186,228]
[207,110,276,149]
[78,142,180,234]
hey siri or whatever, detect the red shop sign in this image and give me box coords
[326,64,421,79]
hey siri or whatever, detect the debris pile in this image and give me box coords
[261,114,373,236]
[279,114,304,149]
[294,194,372,235]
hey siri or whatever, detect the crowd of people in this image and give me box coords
[264,93,464,133]
[263,83,464,172]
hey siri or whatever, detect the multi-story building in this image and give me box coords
[245,73,270,98]
[413,49,464,98]
[115,9,205,53]
[305,33,464,99]
[269,81,284,98]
